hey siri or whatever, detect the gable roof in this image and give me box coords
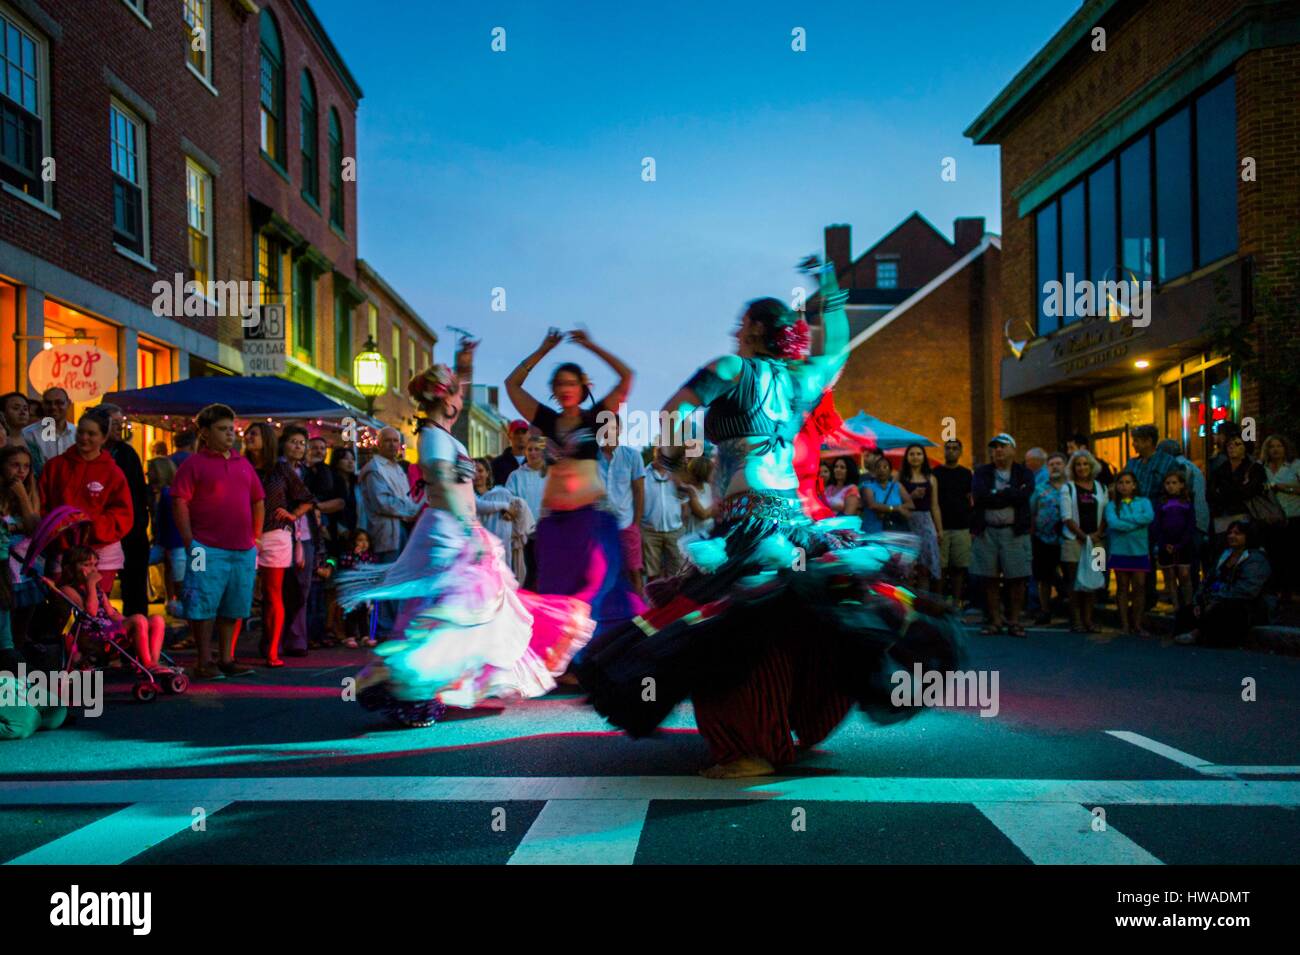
[848,234,1001,352]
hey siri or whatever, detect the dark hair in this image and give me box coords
[1162,467,1190,501]
[473,456,495,489]
[346,528,371,552]
[0,391,27,413]
[742,297,808,359]
[243,422,279,471]
[1112,469,1144,511]
[0,446,33,515]
[901,443,932,480]
[196,403,235,430]
[77,407,112,437]
[828,455,860,487]
[329,445,355,468]
[1131,424,1159,444]
[1224,518,1257,548]
[549,362,593,405]
[279,424,309,457]
[59,545,97,589]
[1215,420,1241,438]
[174,429,197,450]
[1069,432,1090,447]
[944,438,963,449]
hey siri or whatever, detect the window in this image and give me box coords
[258,11,284,165]
[334,286,351,380]
[1154,107,1192,282]
[408,339,415,380]
[111,102,148,256]
[257,231,281,302]
[293,258,314,360]
[185,159,211,285]
[1059,181,1085,326]
[1,8,46,198]
[1119,136,1151,283]
[1196,75,1237,266]
[391,324,400,388]
[300,70,318,205]
[328,108,344,230]
[1087,160,1116,286]
[367,302,378,339]
[1035,202,1059,335]
[182,0,209,80]
[876,260,898,289]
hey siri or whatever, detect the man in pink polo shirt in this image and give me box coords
[171,403,265,680]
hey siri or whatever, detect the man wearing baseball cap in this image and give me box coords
[970,433,1036,637]
[492,419,533,487]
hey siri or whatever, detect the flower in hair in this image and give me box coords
[772,317,811,360]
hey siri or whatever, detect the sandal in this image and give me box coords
[980,624,1004,635]
[1007,624,1028,638]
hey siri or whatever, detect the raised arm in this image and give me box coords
[568,328,634,411]
[658,354,744,469]
[794,263,850,398]
[505,328,565,423]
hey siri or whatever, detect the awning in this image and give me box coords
[841,411,936,450]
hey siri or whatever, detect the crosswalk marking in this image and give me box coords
[975,802,1162,865]
[3,801,232,866]
[1106,731,1300,777]
[507,799,649,865]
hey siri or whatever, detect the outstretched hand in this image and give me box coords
[541,328,564,352]
[566,326,594,349]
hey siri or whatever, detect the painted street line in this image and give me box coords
[1,776,1298,806]
[975,801,1162,865]
[507,799,649,865]
[1106,730,1298,777]
[4,801,232,866]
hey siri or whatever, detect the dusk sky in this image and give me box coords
[308,0,1081,416]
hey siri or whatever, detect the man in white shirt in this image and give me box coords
[505,434,548,588]
[597,417,646,596]
[641,448,684,583]
[22,386,76,475]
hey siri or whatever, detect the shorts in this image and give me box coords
[181,543,257,621]
[256,527,293,569]
[95,540,124,572]
[167,546,187,583]
[619,524,643,573]
[971,526,1031,580]
[1109,553,1151,573]
[1156,543,1194,568]
[1031,536,1062,583]
[939,528,971,570]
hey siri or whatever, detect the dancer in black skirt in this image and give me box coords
[574,259,964,777]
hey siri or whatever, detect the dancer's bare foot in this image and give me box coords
[700,756,776,779]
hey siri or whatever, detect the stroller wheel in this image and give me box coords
[133,682,159,703]
[166,673,190,695]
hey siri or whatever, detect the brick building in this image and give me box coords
[357,258,437,430]
[825,215,1003,466]
[966,0,1300,476]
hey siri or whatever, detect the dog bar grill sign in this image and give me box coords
[242,302,286,376]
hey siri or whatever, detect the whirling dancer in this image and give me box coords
[338,365,594,727]
[575,259,963,778]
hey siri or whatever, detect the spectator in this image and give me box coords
[641,448,684,584]
[152,453,186,620]
[1174,520,1271,646]
[58,545,167,673]
[1025,447,1048,485]
[170,429,197,467]
[899,444,942,592]
[171,403,263,679]
[1208,421,1240,476]
[934,438,974,609]
[38,408,132,594]
[1,392,30,448]
[1106,470,1155,635]
[303,434,344,641]
[1259,434,1300,600]
[146,442,176,520]
[1157,438,1211,584]
[1154,469,1197,613]
[327,446,367,553]
[970,433,1035,637]
[491,419,532,488]
[276,426,321,654]
[474,457,531,581]
[1126,425,1177,505]
[22,386,75,476]
[335,528,375,648]
[101,404,150,618]
[1066,432,1116,486]
[0,445,41,651]
[1030,451,1068,624]
[860,453,911,535]
[505,433,547,588]
[1060,450,1108,633]
[359,426,423,635]
[597,415,646,596]
[823,455,861,517]
[1208,433,1269,556]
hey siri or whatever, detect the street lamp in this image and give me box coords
[353,335,388,416]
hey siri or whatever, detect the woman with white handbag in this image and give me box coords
[1059,450,1109,633]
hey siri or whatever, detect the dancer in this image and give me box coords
[338,366,595,726]
[576,260,963,778]
[504,328,644,647]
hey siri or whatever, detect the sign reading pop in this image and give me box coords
[28,344,119,402]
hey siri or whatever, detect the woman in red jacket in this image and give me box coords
[38,408,134,594]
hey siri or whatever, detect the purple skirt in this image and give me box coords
[1109,553,1152,572]
[536,505,645,627]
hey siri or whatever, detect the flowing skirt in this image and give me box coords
[536,505,645,637]
[337,508,594,716]
[907,511,942,580]
[573,489,965,762]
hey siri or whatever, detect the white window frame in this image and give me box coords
[0,2,54,210]
[110,98,151,264]
[117,0,152,29]
[182,0,215,93]
[185,157,213,285]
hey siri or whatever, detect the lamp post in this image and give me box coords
[353,335,388,417]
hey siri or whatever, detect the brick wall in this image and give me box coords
[837,213,963,291]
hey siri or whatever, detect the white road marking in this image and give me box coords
[507,799,649,865]
[975,802,1162,865]
[1105,731,1216,772]
[4,801,231,866]
[1199,765,1300,777]
[1,776,1297,806]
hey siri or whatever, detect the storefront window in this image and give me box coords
[1088,161,1116,286]
[134,335,175,463]
[1120,137,1152,283]
[0,280,16,394]
[1196,75,1237,266]
[41,300,120,423]
[1183,371,1205,473]
[1060,181,1086,327]
[1035,202,1059,335]
[1154,107,1192,283]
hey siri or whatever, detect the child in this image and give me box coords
[58,545,169,672]
[337,530,375,649]
[1105,471,1155,635]
[1154,470,1195,612]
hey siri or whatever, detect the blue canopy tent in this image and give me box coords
[841,411,936,451]
[102,376,382,432]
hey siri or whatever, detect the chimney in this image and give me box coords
[954,217,985,256]
[824,224,851,278]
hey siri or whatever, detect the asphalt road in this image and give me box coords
[2,623,1297,865]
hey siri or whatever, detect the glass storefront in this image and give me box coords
[0,279,16,394]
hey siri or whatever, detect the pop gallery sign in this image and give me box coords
[28,344,118,402]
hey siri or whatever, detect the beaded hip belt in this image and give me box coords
[717,489,806,526]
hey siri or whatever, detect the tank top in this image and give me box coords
[903,477,932,513]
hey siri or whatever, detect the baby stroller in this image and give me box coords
[18,506,188,703]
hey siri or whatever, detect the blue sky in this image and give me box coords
[309,0,1080,414]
